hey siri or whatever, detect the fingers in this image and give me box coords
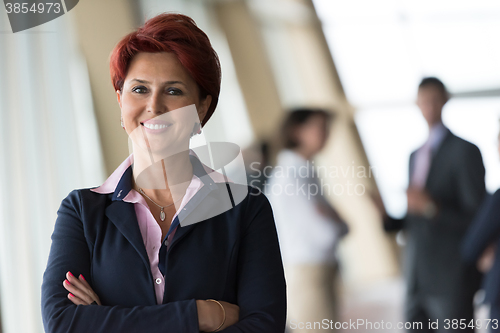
[77,274,101,305]
[78,274,93,290]
[67,293,88,305]
[63,271,101,305]
[63,278,94,305]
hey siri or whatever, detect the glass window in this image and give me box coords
[314,0,500,216]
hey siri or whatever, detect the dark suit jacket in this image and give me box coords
[41,156,287,333]
[462,190,500,308]
[385,130,485,301]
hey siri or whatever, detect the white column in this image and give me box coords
[0,10,105,333]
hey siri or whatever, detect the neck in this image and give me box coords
[427,118,443,129]
[293,147,313,160]
[132,142,193,205]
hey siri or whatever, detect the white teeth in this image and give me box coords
[144,123,168,130]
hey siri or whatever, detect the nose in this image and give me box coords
[147,90,167,115]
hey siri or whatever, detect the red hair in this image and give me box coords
[109,13,221,126]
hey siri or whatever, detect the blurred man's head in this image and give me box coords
[416,77,449,127]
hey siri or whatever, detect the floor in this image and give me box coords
[337,278,490,333]
[338,278,406,332]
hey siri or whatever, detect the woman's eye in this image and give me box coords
[132,86,148,94]
[167,88,183,95]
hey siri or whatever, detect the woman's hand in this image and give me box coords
[196,299,239,332]
[63,271,101,305]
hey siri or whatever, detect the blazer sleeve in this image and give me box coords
[461,190,500,265]
[41,190,199,333]
[221,189,287,332]
[434,143,486,232]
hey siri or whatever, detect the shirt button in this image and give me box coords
[155,278,162,284]
[164,240,169,246]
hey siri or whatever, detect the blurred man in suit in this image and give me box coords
[382,77,486,332]
[462,128,500,331]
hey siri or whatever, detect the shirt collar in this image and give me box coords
[427,121,449,151]
[279,149,308,165]
[91,149,220,201]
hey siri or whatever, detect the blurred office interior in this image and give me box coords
[0,0,499,332]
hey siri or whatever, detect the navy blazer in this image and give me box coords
[462,190,500,307]
[41,155,287,332]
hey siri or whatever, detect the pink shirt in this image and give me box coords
[91,150,223,304]
[411,122,449,188]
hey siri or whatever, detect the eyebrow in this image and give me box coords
[130,79,187,87]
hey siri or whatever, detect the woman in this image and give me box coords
[265,108,347,332]
[41,13,286,333]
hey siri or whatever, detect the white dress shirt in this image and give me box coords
[265,149,343,265]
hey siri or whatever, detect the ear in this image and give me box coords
[116,90,123,109]
[198,95,212,124]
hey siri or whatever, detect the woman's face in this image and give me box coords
[295,115,330,157]
[117,52,211,155]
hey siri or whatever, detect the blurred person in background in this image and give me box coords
[41,13,286,333]
[266,108,348,333]
[377,77,486,332]
[243,140,272,192]
[461,125,500,331]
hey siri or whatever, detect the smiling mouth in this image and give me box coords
[141,123,170,130]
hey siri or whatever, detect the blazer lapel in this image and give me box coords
[105,200,151,274]
[168,223,197,254]
[169,194,225,252]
